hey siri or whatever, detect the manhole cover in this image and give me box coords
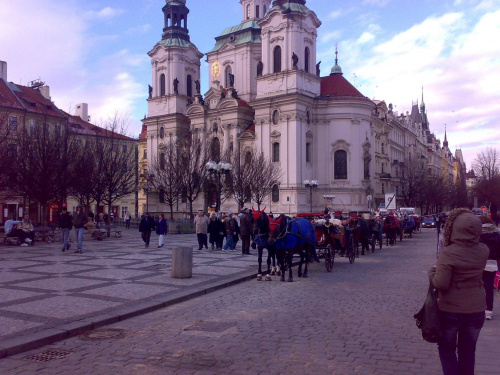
[78,328,127,341]
[184,321,236,333]
[25,349,73,362]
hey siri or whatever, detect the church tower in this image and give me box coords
[146,0,203,119]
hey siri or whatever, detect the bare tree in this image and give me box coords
[149,141,182,220]
[223,150,254,210]
[248,151,283,210]
[399,156,426,208]
[471,147,500,217]
[178,136,210,218]
[0,112,13,195]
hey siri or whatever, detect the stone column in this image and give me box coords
[171,247,193,278]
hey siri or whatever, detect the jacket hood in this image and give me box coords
[443,208,482,247]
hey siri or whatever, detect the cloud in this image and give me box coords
[320,30,342,45]
[362,0,392,7]
[88,6,125,20]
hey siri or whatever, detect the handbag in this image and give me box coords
[414,282,441,343]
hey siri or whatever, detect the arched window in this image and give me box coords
[160,153,165,170]
[334,150,347,179]
[272,142,280,162]
[272,184,280,202]
[159,127,165,139]
[273,46,282,73]
[263,5,267,15]
[306,142,311,163]
[210,137,221,162]
[225,65,232,88]
[246,4,251,19]
[186,74,192,97]
[160,74,166,96]
[304,47,310,73]
[244,151,252,165]
[256,5,260,18]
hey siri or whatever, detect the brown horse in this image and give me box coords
[251,208,278,280]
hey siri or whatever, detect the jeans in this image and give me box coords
[75,227,84,251]
[438,311,485,375]
[61,228,70,250]
[125,220,130,229]
[197,233,208,249]
[482,271,496,311]
[223,234,234,250]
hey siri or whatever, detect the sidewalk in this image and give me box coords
[0,229,258,358]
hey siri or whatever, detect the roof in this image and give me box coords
[61,110,137,141]
[209,21,262,53]
[139,124,147,140]
[0,80,64,118]
[319,73,370,101]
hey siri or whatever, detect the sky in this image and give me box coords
[1,0,499,169]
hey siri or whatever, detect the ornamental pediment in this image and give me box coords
[270,130,281,138]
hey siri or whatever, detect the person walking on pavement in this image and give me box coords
[58,208,72,252]
[125,211,131,229]
[139,212,155,248]
[223,210,237,252]
[194,209,209,250]
[207,211,219,250]
[156,213,168,248]
[73,206,88,253]
[478,215,500,321]
[239,208,252,255]
[428,208,489,375]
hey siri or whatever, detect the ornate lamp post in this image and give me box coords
[303,179,318,212]
[140,173,155,213]
[206,161,232,212]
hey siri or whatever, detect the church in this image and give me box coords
[140,0,457,216]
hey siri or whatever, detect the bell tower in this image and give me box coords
[240,0,272,22]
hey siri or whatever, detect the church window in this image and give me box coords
[272,184,280,202]
[225,65,232,88]
[272,110,279,125]
[381,142,384,154]
[382,183,385,194]
[187,74,192,97]
[210,137,221,162]
[304,47,310,73]
[160,74,166,96]
[181,16,185,28]
[160,127,165,139]
[246,4,251,19]
[306,142,311,163]
[263,5,267,14]
[334,150,347,180]
[306,110,311,124]
[273,46,282,73]
[256,5,260,18]
[244,151,252,165]
[160,153,166,170]
[272,142,280,162]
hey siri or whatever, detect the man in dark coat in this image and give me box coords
[139,212,155,248]
[58,207,73,252]
[239,208,252,255]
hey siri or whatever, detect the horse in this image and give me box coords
[267,215,317,282]
[347,216,372,255]
[251,208,278,281]
[383,213,399,246]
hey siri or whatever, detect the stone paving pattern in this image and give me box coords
[0,228,499,374]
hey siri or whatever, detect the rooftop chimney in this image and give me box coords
[75,103,90,122]
[40,86,51,101]
[0,61,7,81]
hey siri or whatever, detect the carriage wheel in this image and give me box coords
[325,245,334,272]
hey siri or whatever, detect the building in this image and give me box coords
[141,0,464,216]
[0,61,138,222]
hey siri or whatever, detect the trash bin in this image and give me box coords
[171,246,193,278]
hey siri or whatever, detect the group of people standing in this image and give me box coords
[194,208,253,254]
[428,208,500,375]
[138,212,168,248]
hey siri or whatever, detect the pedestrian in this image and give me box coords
[58,207,73,252]
[428,208,489,375]
[239,208,252,255]
[223,210,237,252]
[156,213,168,248]
[15,214,35,246]
[103,211,111,237]
[125,211,131,229]
[478,215,500,320]
[207,211,219,250]
[232,211,240,251]
[194,209,209,250]
[98,212,104,226]
[216,213,225,250]
[73,206,88,253]
[88,210,95,223]
[139,212,155,248]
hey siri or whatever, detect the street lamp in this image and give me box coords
[140,173,154,213]
[303,179,318,212]
[206,161,232,212]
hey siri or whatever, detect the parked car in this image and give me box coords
[421,216,436,228]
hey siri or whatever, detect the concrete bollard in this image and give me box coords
[171,246,193,278]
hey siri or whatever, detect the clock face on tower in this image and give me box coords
[212,61,221,80]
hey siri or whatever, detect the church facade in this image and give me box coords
[140,0,460,216]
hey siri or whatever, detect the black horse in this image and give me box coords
[251,208,278,280]
[267,214,317,282]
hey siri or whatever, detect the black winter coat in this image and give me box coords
[139,216,155,232]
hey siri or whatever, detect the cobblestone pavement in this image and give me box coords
[1,229,498,374]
